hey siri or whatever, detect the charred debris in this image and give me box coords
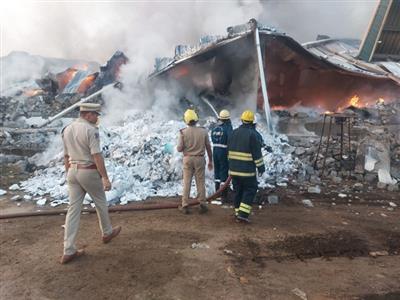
[1,19,399,194]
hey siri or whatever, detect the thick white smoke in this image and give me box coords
[91,1,266,124]
[1,1,378,123]
[259,1,377,42]
[1,1,376,61]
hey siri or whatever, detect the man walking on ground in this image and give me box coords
[211,109,233,202]
[177,109,213,214]
[228,110,265,223]
[61,103,121,264]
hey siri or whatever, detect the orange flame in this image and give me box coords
[271,105,289,111]
[349,95,360,107]
[171,66,189,79]
[57,68,78,91]
[377,97,385,105]
[24,89,44,97]
[337,94,365,112]
[77,74,96,94]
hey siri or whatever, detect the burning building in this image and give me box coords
[149,16,400,122]
[1,5,399,206]
[56,51,128,97]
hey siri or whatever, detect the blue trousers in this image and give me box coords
[213,147,229,190]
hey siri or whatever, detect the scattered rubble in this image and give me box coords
[13,111,304,205]
[369,250,389,258]
[301,199,314,208]
[267,195,279,205]
[387,184,399,192]
[11,195,21,201]
[36,198,47,206]
[191,243,210,249]
[1,30,399,207]
[307,186,321,194]
[9,184,20,191]
[0,51,127,129]
[292,288,308,300]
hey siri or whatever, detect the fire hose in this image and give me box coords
[0,176,232,220]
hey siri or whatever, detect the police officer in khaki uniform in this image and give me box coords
[177,109,213,214]
[60,103,121,264]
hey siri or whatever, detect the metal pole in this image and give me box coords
[321,116,333,176]
[340,118,344,169]
[38,83,115,128]
[254,27,273,133]
[314,114,326,169]
[348,117,351,154]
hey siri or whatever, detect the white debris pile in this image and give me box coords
[19,110,301,205]
[257,126,304,188]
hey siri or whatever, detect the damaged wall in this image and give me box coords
[263,35,400,110]
[151,27,400,115]
[150,34,260,116]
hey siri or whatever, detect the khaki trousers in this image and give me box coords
[182,156,206,207]
[64,168,113,255]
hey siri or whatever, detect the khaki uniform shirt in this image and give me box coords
[177,126,210,156]
[62,118,101,165]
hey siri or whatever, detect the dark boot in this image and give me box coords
[236,215,251,223]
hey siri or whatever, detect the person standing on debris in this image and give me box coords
[211,109,233,201]
[177,109,213,214]
[60,103,121,264]
[228,110,265,223]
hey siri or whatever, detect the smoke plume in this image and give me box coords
[1,1,378,123]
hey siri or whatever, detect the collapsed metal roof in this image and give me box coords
[149,19,400,112]
[302,38,400,84]
[151,21,400,84]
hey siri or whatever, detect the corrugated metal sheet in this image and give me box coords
[379,61,400,76]
[358,0,392,62]
[358,0,400,61]
[150,21,400,85]
[63,70,90,94]
[373,0,400,60]
[303,38,399,79]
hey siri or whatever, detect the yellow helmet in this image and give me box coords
[240,110,254,123]
[184,109,199,125]
[218,109,230,120]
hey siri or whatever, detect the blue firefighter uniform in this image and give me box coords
[228,121,265,222]
[211,120,233,193]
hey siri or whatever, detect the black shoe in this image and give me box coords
[236,215,250,223]
[199,203,208,214]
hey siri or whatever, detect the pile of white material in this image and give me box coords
[19,110,302,206]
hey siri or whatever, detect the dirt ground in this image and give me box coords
[1,182,399,300]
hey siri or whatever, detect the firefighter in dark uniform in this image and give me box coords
[211,109,233,201]
[228,110,265,223]
[252,121,265,147]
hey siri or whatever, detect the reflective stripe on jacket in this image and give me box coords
[211,121,233,149]
[228,123,265,177]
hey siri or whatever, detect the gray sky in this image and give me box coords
[0,0,378,63]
